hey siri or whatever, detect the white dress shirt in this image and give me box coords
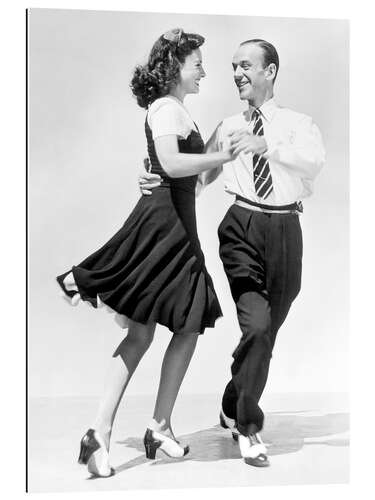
[203,98,325,205]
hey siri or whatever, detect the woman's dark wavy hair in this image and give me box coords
[131,28,205,109]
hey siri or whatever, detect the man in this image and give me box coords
[140,39,325,467]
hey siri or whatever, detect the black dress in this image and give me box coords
[56,118,223,335]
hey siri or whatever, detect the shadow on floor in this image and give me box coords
[113,411,349,474]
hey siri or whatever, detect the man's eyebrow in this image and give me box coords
[232,60,251,66]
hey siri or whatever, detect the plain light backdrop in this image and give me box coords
[28,8,349,398]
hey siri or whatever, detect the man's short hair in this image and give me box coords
[240,39,279,82]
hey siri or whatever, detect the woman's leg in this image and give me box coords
[152,332,199,436]
[91,320,156,447]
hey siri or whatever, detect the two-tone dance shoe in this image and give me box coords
[219,409,239,441]
[238,432,269,467]
[78,429,115,477]
[143,428,189,459]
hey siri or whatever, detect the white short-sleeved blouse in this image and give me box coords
[147,96,197,140]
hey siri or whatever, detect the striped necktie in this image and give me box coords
[252,109,273,199]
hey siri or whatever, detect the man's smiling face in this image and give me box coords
[232,43,269,107]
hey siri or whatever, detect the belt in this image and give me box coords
[235,195,303,214]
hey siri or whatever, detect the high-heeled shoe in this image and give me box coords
[238,433,270,467]
[143,428,189,459]
[56,272,81,306]
[78,429,115,477]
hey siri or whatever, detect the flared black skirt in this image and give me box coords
[57,187,222,334]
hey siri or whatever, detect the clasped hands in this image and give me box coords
[227,129,268,158]
[138,129,268,195]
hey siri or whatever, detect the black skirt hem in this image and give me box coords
[56,271,223,335]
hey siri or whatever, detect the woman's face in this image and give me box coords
[178,49,206,95]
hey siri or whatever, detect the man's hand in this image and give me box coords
[230,129,267,156]
[139,160,162,195]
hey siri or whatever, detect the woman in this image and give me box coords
[57,28,242,477]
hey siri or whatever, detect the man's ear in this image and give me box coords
[265,63,277,81]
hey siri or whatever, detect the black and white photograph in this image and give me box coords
[26,4,350,496]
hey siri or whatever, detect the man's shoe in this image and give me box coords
[238,433,270,467]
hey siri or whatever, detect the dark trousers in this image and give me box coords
[218,204,303,435]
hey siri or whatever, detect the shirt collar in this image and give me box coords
[247,97,278,123]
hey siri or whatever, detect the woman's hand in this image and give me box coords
[221,133,239,162]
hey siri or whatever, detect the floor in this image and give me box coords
[27,392,349,493]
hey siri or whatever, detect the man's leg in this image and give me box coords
[221,380,237,420]
[218,206,267,430]
[231,290,271,435]
[219,209,303,465]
